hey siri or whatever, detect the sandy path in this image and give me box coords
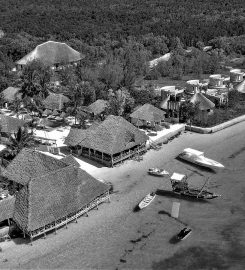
[1,122,245,269]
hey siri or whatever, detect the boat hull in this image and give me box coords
[138,193,156,209]
[173,189,219,199]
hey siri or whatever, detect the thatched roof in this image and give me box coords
[130,103,166,122]
[2,148,68,185]
[65,115,148,155]
[16,41,84,66]
[234,80,245,93]
[0,115,26,133]
[0,196,15,223]
[12,159,109,232]
[190,92,215,110]
[87,99,108,115]
[1,87,21,102]
[61,155,80,167]
[43,93,70,111]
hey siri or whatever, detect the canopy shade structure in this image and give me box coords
[170,173,186,181]
[16,41,84,66]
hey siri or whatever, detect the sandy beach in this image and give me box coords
[1,122,245,269]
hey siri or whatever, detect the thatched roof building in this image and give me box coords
[16,41,84,67]
[65,115,148,166]
[0,115,26,134]
[130,103,166,125]
[43,93,70,111]
[0,196,15,223]
[87,99,108,116]
[190,92,215,110]
[2,149,109,238]
[1,87,21,102]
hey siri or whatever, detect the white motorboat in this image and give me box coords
[178,148,224,170]
[138,192,156,209]
[148,168,169,177]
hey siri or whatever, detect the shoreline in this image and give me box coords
[1,121,245,269]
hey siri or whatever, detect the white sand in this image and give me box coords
[1,122,245,269]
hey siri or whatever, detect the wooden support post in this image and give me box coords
[23,232,26,238]
[102,152,103,160]
[89,148,91,157]
[107,191,111,203]
[30,233,33,246]
[55,221,57,234]
[75,214,78,223]
[111,155,113,167]
[44,232,46,239]
[65,217,68,229]
[96,201,98,210]
[7,218,10,226]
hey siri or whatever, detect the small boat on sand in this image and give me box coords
[138,192,156,209]
[178,148,224,170]
[177,227,192,240]
[170,173,220,200]
[148,168,169,177]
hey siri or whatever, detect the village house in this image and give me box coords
[0,149,110,242]
[65,115,148,166]
[0,115,26,143]
[43,92,70,111]
[130,103,166,128]
[87,99,109,119]
[1,87,21,108]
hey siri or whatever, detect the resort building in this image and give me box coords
[230,69,244,84]
[185,80,200,95]
[130,103,166,127]
[1,149,110,241]
[208,74,226,90]
[65,115,148,166]
[0,115,26,143]
[16,41,84,69]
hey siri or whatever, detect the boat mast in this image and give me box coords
[197,177,209,198]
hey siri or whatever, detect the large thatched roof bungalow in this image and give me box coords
[16,41,84,68]
[1,87,21,107]
[65,115,148,166]
[130,103,166,127]
[2,149,110,241]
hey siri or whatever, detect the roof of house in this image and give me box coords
[0,115,26,133]
[61,155,80,167]
[130,103,166,122]
[13,165,109,232]
[0,196,15,223]
[2,148,68,185]
[190,92,215,110]
[43,93,70,110]
[16,41,84,66]
[87,99,108,115]
[1,87,21,102]
[65,115,148,155]
[234,80,245,93]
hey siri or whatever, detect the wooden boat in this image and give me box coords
[170,173,220,200]
[138,192,156,209]
[177,227,192,240]
[178,148,224,170]
[148,168,169,177]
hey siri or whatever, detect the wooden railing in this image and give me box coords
[21,192,110,241]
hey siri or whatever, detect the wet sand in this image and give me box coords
[1,122,245,269]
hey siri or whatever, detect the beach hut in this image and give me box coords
[65,115,148,166]
[2,149,110,241]
[130,104,166,128]
[16,41,84,68]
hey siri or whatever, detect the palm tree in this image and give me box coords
[4,127,36,159]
